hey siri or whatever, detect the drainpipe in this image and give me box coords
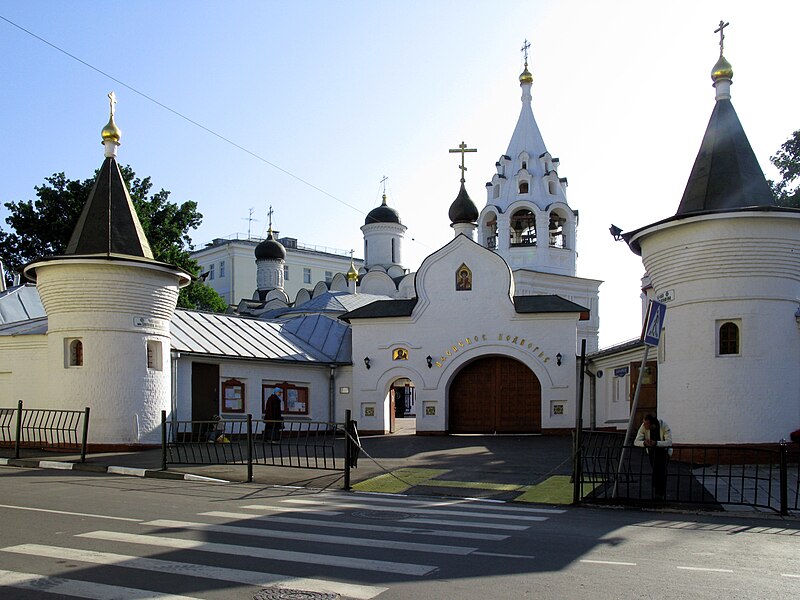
[170,351,180,423]
[328,364,336,423]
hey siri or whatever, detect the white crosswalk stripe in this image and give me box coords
[2,544,386,599]
[0,491,561,599]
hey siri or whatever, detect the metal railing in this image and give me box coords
[0,400,90,462]
[160,410,360,487]
[575,430,800,515]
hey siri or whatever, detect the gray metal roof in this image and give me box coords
[0,316,48,336]
[513,295,589,318]
[0,284,46,325]
[171,310,349,364]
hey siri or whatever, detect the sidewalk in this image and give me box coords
[0,420,576,503]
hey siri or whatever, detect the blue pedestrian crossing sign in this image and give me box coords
[642,300,667,347]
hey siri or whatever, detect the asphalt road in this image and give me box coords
[1,467,799,599]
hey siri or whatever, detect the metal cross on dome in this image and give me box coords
[714,20,729,56]
[520,39,531,63]
[108,91,117,117]
[449,141,477,183]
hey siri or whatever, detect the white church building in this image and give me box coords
[0,37,797,447]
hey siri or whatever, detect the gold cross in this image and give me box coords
[520,39,531,63]
[449,141,477,183]
[714,20,729,56]
[108,91,117,118]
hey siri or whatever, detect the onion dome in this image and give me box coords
[711,55,733,82]
[519,62,533,85]
[365,193,401,225]
[448,182,479,224]
[346,259,359,282]
[254,229,286,260]
[101,92,121,143]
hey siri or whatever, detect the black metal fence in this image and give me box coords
[575,430,800,515]
[0,400,90,462]
[160,410,360,487]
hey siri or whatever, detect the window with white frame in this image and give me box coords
[219,260,225,278]
[209,263,215,280]
[717,320,741,356]
[303,268,311,284]
[325,271,333,283]
[146,340,163,371]
[66,338,83,367]
[283,265,289,280]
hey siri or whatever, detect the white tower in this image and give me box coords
[24,94,190,446]
[624,25,800,444]
[480,44,577,276]
[361,192,407,277]
[254,207,287,302]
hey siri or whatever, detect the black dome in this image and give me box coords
[254,232,286,260]
[448,182,478,224]
[365,196,401,225]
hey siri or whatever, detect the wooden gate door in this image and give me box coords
[449,356,541,433]
[192,362,219,421]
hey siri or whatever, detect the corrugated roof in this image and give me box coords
[0,316,48,336]
[281,314,351,363]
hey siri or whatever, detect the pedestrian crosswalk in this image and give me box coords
[0,490,565,599]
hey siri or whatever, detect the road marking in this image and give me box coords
[580,559,637,566]
[200,511,509,540]
[0,503,141,522]
[346,493,565,514]
[277,498,552,521]
[183,473,228,483]
[142,518,478,555]
[239,504,342,516]
[782,573,800,578]
[0,567,201,599]
[473,551,536,559]
[107,466,148,477]
[403,517,530,531]
[78,531,437,576]
[676,566,734,573]
[2,544,386,600]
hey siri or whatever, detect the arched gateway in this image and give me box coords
[448,356,541,433]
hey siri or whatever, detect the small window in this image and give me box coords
[521,161,527,170]
[147,340,162,371]
[67,339,83,367]
[303,268,312,284]
[209,263,215,281]
[493,185,500,199]
[325,271,333,283]
[283,265,289,280]
[219,260,225,278]
[548,181,557,195]
[718,321,740,355]
[518,181,529,194]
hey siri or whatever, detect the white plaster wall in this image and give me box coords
[635,213,800,443]
[361,223,405,269]
[0,336,48,406]
[35,260,182,445]
[350,235,581,433]
[174,357,348,424]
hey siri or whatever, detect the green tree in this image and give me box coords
[0,166,227,312]
[769,129,800,208]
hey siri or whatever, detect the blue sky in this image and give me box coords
[1,1,797,346]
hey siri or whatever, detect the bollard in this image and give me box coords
[80,407,90,463]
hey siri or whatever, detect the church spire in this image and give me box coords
[675,21,774,216]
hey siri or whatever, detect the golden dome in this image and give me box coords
[346,260,359,282]
[519,62,533,85]
[101,114,121,143]
[711,55,733,82]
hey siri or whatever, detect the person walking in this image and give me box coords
[634,414,673,500]
[263,391,283,443]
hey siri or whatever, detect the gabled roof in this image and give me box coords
[340,298,418,321]
[279,290,392,316]
[66,157,154,258]
[171,310,348,364]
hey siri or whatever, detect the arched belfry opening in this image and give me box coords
[510,208,536,246]
[448,356,541,433]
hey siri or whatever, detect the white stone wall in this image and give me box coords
[634,212,800,444]
[0,335,48,406]
[361,222,405,270]
[34,259,182,445]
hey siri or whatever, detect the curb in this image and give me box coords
[0,457,229,484]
